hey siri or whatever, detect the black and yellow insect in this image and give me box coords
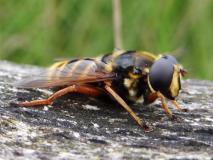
[15,49,187,131]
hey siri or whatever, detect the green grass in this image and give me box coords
[0,0,212,80]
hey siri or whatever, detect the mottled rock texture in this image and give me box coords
[0,61,212,160]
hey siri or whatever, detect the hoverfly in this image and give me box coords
[15,49,187,131]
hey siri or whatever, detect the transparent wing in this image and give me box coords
[15,60,115,88]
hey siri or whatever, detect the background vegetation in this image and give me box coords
[0,0,212,80]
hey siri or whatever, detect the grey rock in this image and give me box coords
[0,61,212,160]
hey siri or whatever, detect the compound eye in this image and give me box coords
[162,55,178,65]
[149,57,174,99]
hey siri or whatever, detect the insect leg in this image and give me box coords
[157,92,177,120]
[145,92,158,104]
[172,100,188,112]
[18,85,101,107]
[104,84,151,131]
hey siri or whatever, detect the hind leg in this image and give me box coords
[18,85,101,107]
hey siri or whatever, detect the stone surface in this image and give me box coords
[0,61,213,160]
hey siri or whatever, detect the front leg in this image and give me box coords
[157,92,178,121]
[172,100,188,112]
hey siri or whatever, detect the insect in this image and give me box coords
[15,49,187,131]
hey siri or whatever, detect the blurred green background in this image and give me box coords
[0,0,212,80]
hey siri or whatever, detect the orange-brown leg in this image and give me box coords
[172,100,188,112]
[104,83,152,131]
[157,92,177,120]
[146,92,158,104]
[18,85,101,107]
